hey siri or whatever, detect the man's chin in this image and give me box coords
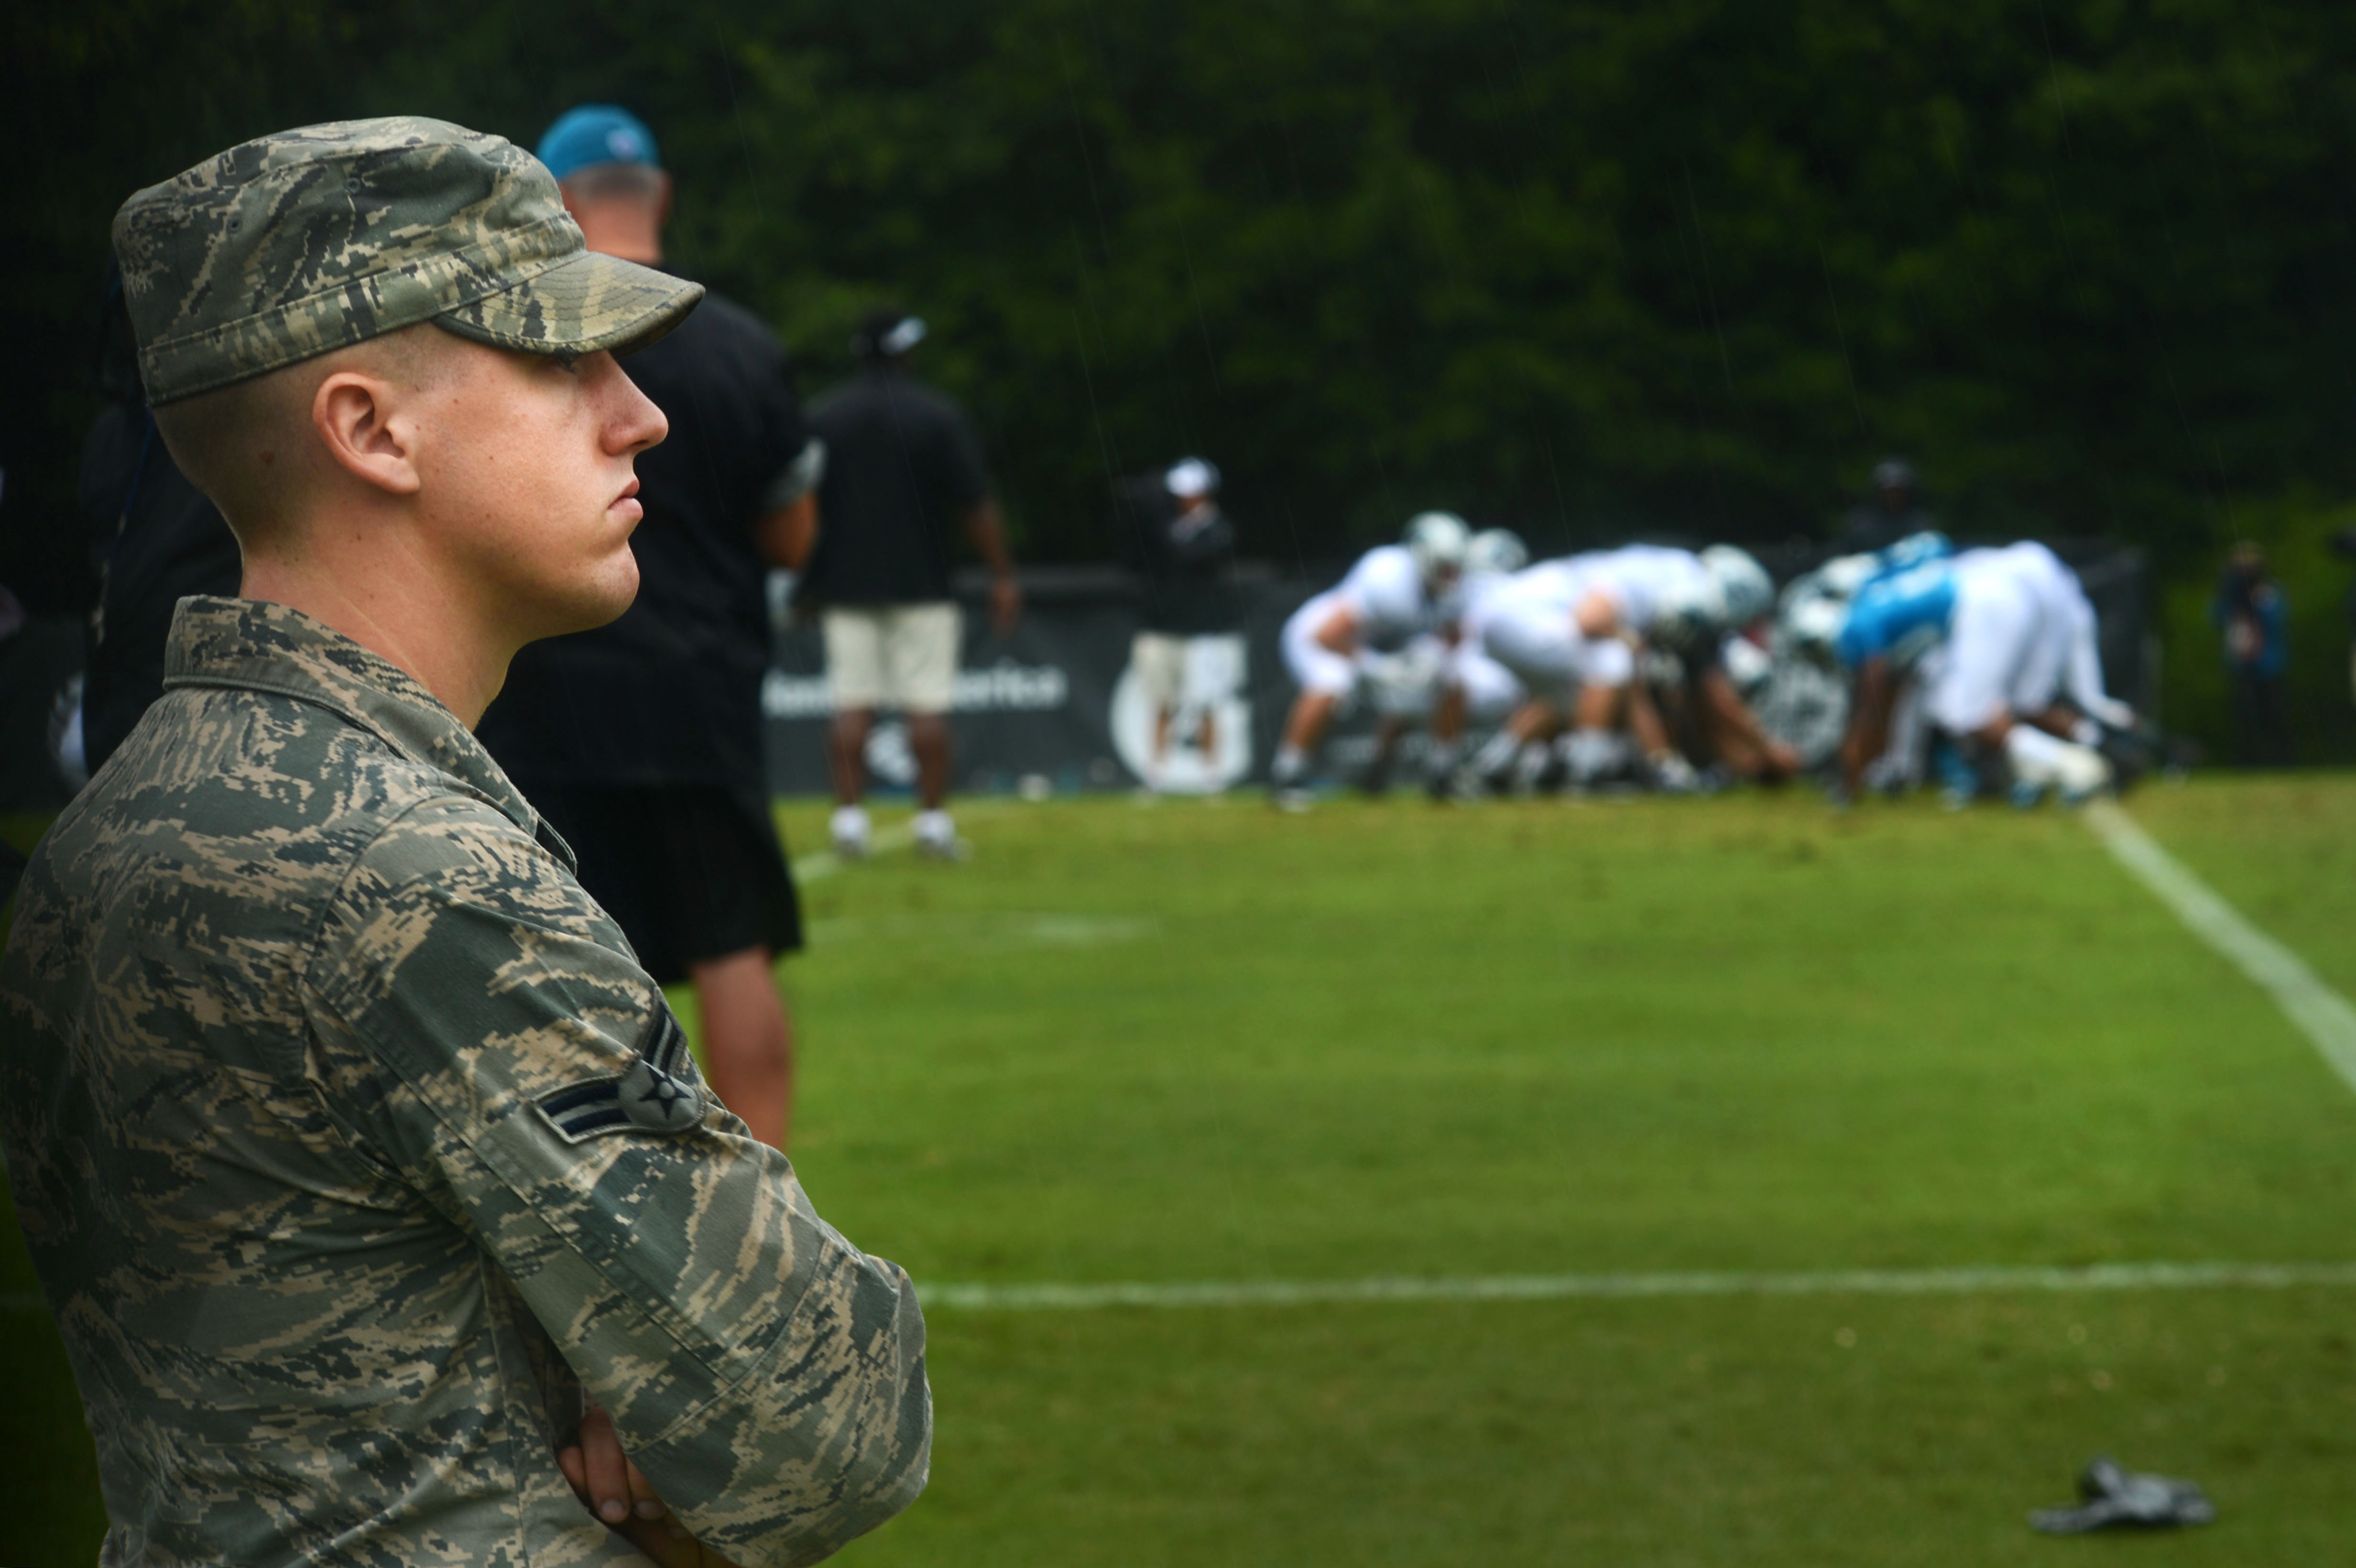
[524,567,641,644]
[577,574,642,634]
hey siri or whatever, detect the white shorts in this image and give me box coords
[824,603,961,713]
[1133,632,1246,708]
[1364,634,1450,717]
[1923,574,2041,734]
[1479,602,1631,705]
[2008,611,2072,717]
[1282,596,1361,698]
[1451,642,1526,719]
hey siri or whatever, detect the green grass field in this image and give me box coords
[8,778,2356,1564]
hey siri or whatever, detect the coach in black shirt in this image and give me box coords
[478,106,816,1148]
[1837,458,1936,554]
[1115,457,1241,791]
[801,310,1018,860]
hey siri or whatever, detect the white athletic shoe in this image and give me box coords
[830,805,871,860]
[913,809,969,862]
[1647,752,1702,795]
[2052,743,2113,806]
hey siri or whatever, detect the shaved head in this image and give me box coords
[153,324,455,550]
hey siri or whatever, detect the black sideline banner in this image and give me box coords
[760,546,2152,797]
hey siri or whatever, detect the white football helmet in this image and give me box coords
[1404,511,1472,585]
[1882,530,1953,572]
[1721,632,1774,695]
[1652,578,1729,656]
[1815,553,1881,599]
[1466,527,1529,578]
[1701,545,1775,629]
[1780,594,1848,667]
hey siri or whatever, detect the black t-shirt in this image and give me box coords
[799,367,989,605]
[76,402,242,772]
[1114,473,1238,635]
[479,285,812,793]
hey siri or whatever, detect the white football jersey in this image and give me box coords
[1564,545,1710,634]
[1331,544,1441,653]
[1481,558,1587,621]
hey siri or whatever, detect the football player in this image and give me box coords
[1362,527,1530,796]
[1271,511,1471,807]
[1466,543,1787,793]
[1834,546,2115,806]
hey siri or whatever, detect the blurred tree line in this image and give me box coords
[9,0,2356,749]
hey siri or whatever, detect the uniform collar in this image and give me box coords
[161,596,573,867]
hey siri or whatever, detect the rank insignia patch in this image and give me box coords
[537,1003,707,1142]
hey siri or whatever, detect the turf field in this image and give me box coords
[7,778,2356,1563]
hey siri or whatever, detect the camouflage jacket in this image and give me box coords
[0,598,928,1567]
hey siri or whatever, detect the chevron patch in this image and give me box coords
[536,1003,707,1143]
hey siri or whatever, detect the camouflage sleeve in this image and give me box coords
[303,796,929,1567]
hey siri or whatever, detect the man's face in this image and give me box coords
[409,339,666,643]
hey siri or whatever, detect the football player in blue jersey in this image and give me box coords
[1833,546,2120,806]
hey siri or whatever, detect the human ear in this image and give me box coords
[313,371,422,497]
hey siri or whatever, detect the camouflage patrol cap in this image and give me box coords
[112,116,703,406]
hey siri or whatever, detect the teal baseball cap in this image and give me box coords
[537,105,660,181]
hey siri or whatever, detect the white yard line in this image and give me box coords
[921,1259,2356,1312]
[10,1263,2347,1319]
[791,823,916,884]
[2085,798,2356,1098]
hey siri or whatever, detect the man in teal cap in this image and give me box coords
[0,117,927,1565]
[480,105,821,1151]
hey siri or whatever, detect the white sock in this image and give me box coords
[1471,731,1522,780]
[1272,744,1308,785]
[914,808,954,844]
[1562,728,1628,783]
[830,804,870,843]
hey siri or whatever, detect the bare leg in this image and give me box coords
[1271,688,1343,799]
[1150,703,1174,778]
[1625,681,1673,760]
[1363,714,1407,791]
[907,710,951,812]
[1506,697,1563,744]
[828,708,874,806]
[1281,690,1342,755]
[1431,683,1468,745]
[691,946,793,1149]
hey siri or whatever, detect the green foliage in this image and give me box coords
[9,0,2356,747]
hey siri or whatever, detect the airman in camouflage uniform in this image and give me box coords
[0,119,928,1566]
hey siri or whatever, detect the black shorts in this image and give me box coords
[518,782,804,984]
